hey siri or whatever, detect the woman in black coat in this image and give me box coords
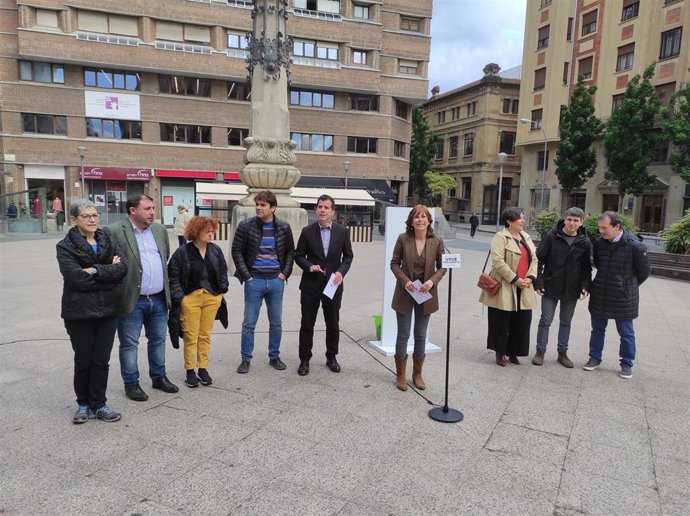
[56,199,127,424]
[168,216,229,388]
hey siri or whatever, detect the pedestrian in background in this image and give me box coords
[469,211,479,238]
[174,205,192,247]
[168,216,228,388]
[390,205,446,391]
[52,195,65,231]
[56,199,127,423]
[479,207,538,367]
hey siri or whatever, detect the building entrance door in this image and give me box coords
[640,195,664,233]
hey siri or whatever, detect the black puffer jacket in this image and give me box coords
[534,220,592,300]
[588,230,650,319]
[231,215,295,283]
[56,227,127,321]
[168,242,229,302]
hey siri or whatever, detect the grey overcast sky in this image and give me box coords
[428,0,528,96]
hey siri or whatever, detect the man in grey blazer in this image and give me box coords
[107,193,179,401]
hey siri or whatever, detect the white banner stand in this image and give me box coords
[368,206,442,357]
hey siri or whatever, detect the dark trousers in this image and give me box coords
[64,317,118,410]
[470,225,478,237]
[299,289,342,361]
[487,307,532,357]
[177,235,186,247]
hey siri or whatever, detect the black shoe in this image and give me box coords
[297,361,310,376]
[124,382,148,401]
[508,356,520,365]
[269,357,287,370]
[197,368,212,386]
[152,375,179,393]
[326,357,341,373]
[237,359,250,374]
[185,369,199,388]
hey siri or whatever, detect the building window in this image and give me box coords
[294,39,339,60]
[291,133,334,152]
[512,100,519,114]
[664,0,682,4]
[290,89,335,108]
[578,56,593,80]
[400,17,421,32]
[537,25,550,49]
[227,81,251,101]
[502,99,511,113]
[581,10,597,37]
[159,75,211,96]
[466,101,477,116]
[353,4,369,19]
[534,67,546,90]
[463,133,474,156]
[616,44,634,72]
[347,136,377,154]
[86,118,141,139]
[398,59,418,75]
[435,138,444,160]
[228,128,248,146]
[656,82,677,107]
[19,61,64,83]
[160,123,211,144]
[530,109,543,130]
[660,28,682,59]
[651,145,669,164]
[395,100,409,119]
[352,49,368,65]
[350,94,378,111]
[156,21,210,45]
[499,132,516,155]
[540,0,552,7]
[612,94,625,110]
[437,111,446,124]
[294,0,340,13]
[566,17,573,41]
[622,0,639,21]
[461,177,471,200]
[84,67,140,90]
[227,32,249,49]
[36,9,59,28]
[79,11,139,37]
[394,140,405,158]
[451,106,461,120]
[22,113,67,135]
[449,136,458,158]
[538,150,550,171]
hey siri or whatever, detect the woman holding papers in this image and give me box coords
[390,205,446,391]
[479,207,538,367]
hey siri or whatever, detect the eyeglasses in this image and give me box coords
[78,213,100,220]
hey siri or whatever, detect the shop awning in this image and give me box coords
[194,182,374,206]
[296,177,396,202]
[195,182,248,201]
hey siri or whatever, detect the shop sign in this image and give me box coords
[83,167,151,181]
[163,196,174,207]
[85,91,140,120]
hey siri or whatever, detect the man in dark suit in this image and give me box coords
[294,194,354,375]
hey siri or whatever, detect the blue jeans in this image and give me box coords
[536,297,577,353]
[241,277,285,361]
[118,296,168,384]
[588,316,636,367]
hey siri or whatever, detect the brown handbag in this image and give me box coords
[478,251,501,295]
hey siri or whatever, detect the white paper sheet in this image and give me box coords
[408,279,432,304]
[322,273,339,300]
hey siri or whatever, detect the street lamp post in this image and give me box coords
[77,145,87,197]
[496,152,508,231]
[520,117,548,213]
[343,160,350,189]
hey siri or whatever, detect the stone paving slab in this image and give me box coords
[0,230,689,515]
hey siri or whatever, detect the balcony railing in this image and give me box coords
[226,0,253,8]
[76,32,139,46]
[226,48,250,59]
[155,40,213,54]
[292,56,341,69]
[293,8,342,22]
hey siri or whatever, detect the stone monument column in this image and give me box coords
[231,0,307,238]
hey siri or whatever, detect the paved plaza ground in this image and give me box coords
[0,227,688,515]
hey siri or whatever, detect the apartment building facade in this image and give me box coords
[0,0,432,226]
[424,66,522,225]
[516,0,690,231]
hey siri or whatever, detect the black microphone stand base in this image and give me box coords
[428,406,464,423]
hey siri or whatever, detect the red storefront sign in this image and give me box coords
[163,195,174,207]
[156,169,241,181]
[83,167,151,181]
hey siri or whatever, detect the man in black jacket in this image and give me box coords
[532,207,592,368]
[231,190,295,374]
[583,211,650,379]
[294,195,354,376]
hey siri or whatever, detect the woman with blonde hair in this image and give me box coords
[168,216,228,387]
[174,205,192,247]
[390,205,446,391]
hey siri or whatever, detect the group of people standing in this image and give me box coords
[479,206,650,380]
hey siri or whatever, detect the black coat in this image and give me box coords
[294,221,354,294]
[56,227,127,321]
[588,230,650,320]
[534,220,592,300]
[231,215,295,283]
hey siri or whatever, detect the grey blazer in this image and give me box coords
[105,219,171,316]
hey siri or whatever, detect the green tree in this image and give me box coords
[661,77,690,182]
[555,75,604,197]
[603,64,661,208]
[424,170,457,207]
[409,107,438,200]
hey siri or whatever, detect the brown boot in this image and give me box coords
[394,355,408,391]
[412,355,426,390]
[558,351,574,368]
[532,351,544,366]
